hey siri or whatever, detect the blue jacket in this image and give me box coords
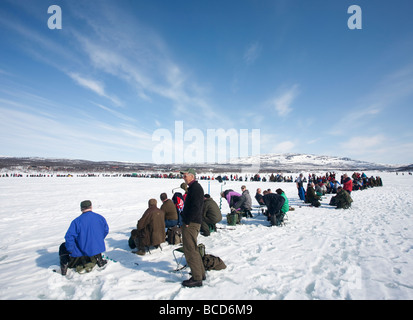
[65,211,109,257]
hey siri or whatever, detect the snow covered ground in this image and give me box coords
[0,171,412,300]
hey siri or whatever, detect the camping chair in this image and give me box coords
[260,205,267,215]
[172,244,205,276]
[172,246,186,276]
[252,205,267,216]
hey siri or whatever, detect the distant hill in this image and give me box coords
[228,153,399,172]
[0,153,406,173]
[0,157,155,173]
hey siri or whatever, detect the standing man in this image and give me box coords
[296,173,305,201]
[180,168,205,287]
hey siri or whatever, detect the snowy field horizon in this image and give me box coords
[1,169,413,300]
[1,153,411,175]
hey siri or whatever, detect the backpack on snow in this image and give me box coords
[202,254,226,271]
[226,211,242,225]
[166,226,182,245]
[329,196,338,206]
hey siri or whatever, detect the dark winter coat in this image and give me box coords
[255,192,265,205]
[203,197,222,224]
[263,193,285,216]
[305,185,321,207]
[160,199,178,221]
[335,189,353,209]
[305,185,320,202]
[181,180,204,225]
[137,205,165,247]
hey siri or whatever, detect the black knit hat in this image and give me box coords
[80,200,92,210]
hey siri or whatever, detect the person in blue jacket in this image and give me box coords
[59,200,109,275]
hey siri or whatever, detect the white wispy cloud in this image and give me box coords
[0,69,11,76]
[0,11,125,109]
[68,73,105,96]
[244,42,262,65]
[3,1,233,129]
[71,12,227,127]
[328,105,382,136]
[328,61,413,137]
[0,98,154,161]
[92,103,136,122]
[341,135,384,151]
[68,73,122,106]
[339,134,413,165]
[268,84,299,117]
[275,141,295,152]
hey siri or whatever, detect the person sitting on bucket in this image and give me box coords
[59,200,109,275]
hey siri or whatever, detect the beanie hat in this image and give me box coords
[180,182,188,192]
[80,200,92,210]
[148,198,157,207]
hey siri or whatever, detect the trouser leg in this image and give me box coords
[200,220,210,236]
[182,223,205,281]
[200,216,215,236]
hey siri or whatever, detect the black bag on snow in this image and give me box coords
[202,254,226,271]
[329,196,338,206]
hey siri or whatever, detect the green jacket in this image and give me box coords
[203,197,222,223]
[280,192,289,213]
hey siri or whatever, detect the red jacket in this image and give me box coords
[343,178,353,193]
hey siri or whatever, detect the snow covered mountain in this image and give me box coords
[228,153,398,172]
[0,153,402,173]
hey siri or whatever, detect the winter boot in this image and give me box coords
[60,263,68,276]
[95,253,108,268]
[182,277,203,288]
[135,249,146,256]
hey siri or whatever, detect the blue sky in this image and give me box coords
[1,0,413,165]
